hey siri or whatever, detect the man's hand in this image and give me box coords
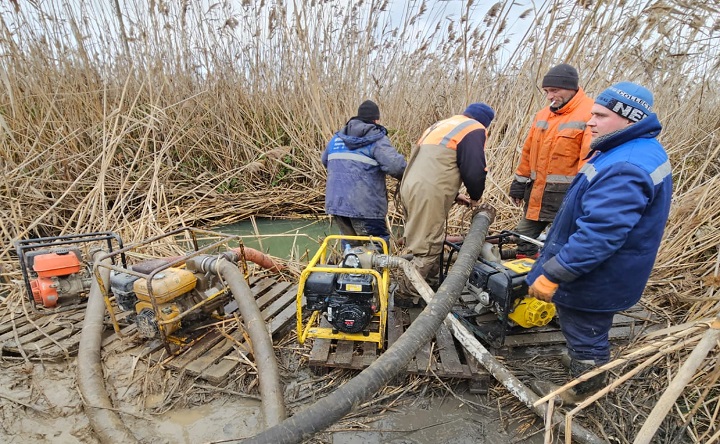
[509,179,527,206]
[528,275,558,302]
[455,193,472,206]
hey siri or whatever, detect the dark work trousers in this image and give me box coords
[556,304,615,364]
[515,216,550,256]
[332,215,390,250]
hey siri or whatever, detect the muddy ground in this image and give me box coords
[0,326,552,444]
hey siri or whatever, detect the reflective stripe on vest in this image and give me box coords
[417,115,485,150]
[546,174,575,183]
[327,151,379,166]
[650,160,671,185]
[559,121,587,131]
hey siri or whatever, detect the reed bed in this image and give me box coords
[0,0,719,442]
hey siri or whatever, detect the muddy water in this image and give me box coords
[216,217,335,259]
[327,394,544,443]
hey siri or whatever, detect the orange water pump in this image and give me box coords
[15,232,126,311]
[27,249,90,307]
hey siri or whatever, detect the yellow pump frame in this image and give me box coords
[296,235,389,349]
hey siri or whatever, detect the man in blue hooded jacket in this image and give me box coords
[526,82,673,404]
[322,100,406,249]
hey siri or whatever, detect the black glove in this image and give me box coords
[509,179,527,201]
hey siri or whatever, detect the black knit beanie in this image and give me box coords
[357,100,380,122]
[542,64,579,90]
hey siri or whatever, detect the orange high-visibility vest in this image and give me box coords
[416,115,486,150]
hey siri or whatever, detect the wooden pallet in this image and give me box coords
[127,276,299,383]
[0,302,136,359]
[1,275,298,379]
[485,305,659,359]
[308,307,488,380]
[306,303,659,378]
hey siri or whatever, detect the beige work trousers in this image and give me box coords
[399,144,461,281]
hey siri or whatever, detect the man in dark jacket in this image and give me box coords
[526,82,673,404]
[322,100,406,249]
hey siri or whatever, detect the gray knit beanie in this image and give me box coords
[542,64,579,90]
[357,100,380,122]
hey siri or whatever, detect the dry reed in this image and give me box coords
[0,0,718,442]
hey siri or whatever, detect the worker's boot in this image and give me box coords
[560,352,572,370]
[529,358,607,406]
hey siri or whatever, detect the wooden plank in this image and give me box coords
[257,285,298,320]
[177,337,232,374]
[413,338,433,373]
[222,277,275,313]
[101,324,137,351]
[1,312,85,349]
[20,320,83,352]
[189,282,297,378]
[463,351,489,378]
[309,317,335,365]
[362,341,377,366]
[251,278,277,297]
[267,301,297,336]
[331,340,355,367]
[202,296,299,383]
[308,338,332,365]
[0,314,32,335]
[167,330,227,369]
[254,281,292,308]
[435,323,464,375]
[0,316,63,343]
[171,279,283,371]
[183,331,242,375]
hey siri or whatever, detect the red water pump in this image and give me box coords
[15,232,125,310]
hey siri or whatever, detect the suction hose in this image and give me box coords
[241,209,494,444]
[77,250,139,443]
[185,253,286,427]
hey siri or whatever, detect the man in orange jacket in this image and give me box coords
[509,64,594,258]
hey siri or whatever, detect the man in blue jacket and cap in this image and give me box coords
[322,100,406,249]
[526,82,673,404]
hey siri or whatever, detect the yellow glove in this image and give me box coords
[528,275,558,302]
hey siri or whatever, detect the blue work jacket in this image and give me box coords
[322,119,406,219]
[527,114,672,312]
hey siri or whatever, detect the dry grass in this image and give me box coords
[0,0,719,442]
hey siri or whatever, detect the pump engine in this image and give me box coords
[108,266,231,339]
[22,248,93,308]
[304,246,378,334]
[463,257,556,347]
